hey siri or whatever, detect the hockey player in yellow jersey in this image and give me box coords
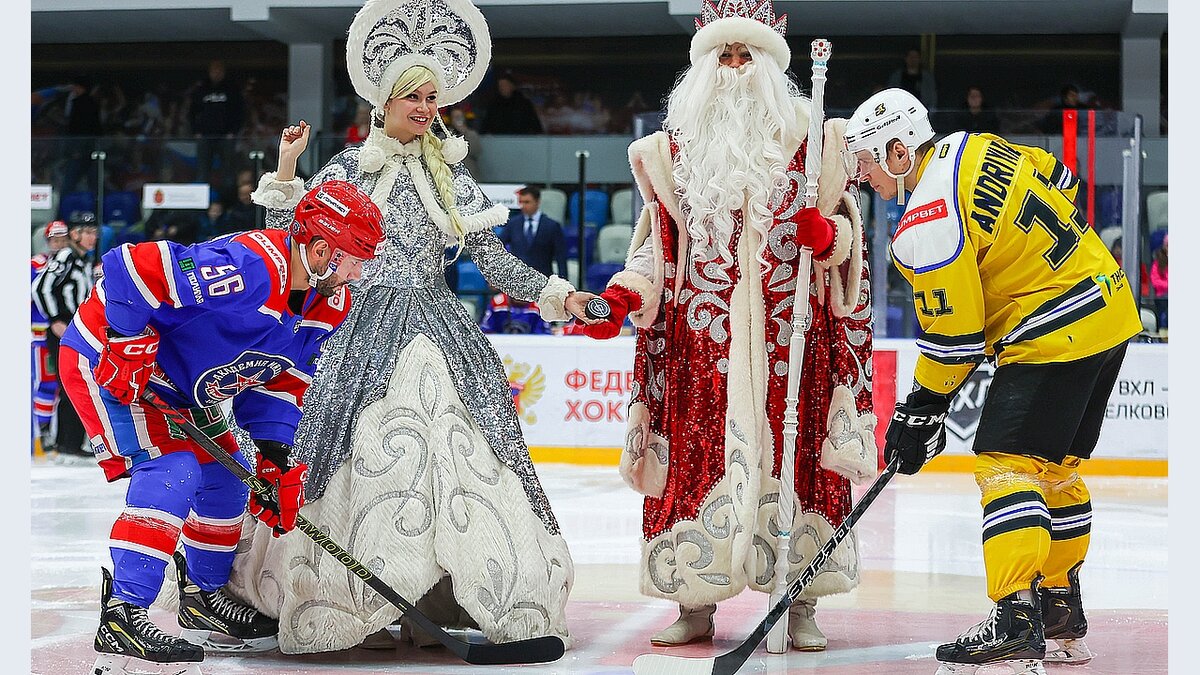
[844,88,1141,675]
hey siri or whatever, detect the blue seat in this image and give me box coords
[59,191,96,222]
[585,262,624,294]
[456,260,491,294]
[563,225,600,262]
[104,191,141,228]
[568,189,610,229]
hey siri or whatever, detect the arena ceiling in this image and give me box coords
[31,0,1165,44]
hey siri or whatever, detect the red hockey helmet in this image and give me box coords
[44,220,69,239]
[293,180,385,258]
[292,181,386,281]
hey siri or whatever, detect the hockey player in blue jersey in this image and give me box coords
[58,179,385,675]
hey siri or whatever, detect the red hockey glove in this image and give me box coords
[248,441,308,537]
[580,285,643,340]
[93,327,160,405]
[794,207,836,260]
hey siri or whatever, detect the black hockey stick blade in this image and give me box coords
[631,457,900,675]
[141,389,566,666]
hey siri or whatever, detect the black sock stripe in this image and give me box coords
[1049,501,1092,518]
[1051,524,1092,541]
[983,490,1047,517]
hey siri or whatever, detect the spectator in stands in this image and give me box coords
[197,200,228,242]
[59,74,102,197]
[125,88,166,138]
[539,92,573,134]
[447,106,483,178]
[223,181,258,233]
[498,186,569,279]
[1039,84,1093,134]
[953,86,1000,133]
[480,74,543,134]
[95,82,129,136]
[191,59,245,183]
[886,48,937,108]
[610,90,651,134]
[344,101,371,147]
[1151,233,1168,297]
[479,293,552,335]
[1108,236,1152,298]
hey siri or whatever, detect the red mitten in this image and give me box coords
[93,327,160,405]
[581,285,643,340]
[248,450,308,537]
[794,207,836,260]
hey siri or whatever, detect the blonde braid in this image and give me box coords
[421,132,468,251]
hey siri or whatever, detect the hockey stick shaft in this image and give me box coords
[724,456,899,673]
[140,389,565,666]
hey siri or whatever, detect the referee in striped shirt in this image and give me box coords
[32,213,98,461]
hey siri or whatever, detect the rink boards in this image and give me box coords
[487,335,1168,473]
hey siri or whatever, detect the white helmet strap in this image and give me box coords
[298,242,334,287]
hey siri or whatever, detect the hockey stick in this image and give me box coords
[140,388,566,666]
[765,37,830,655]
[631,455,900,675]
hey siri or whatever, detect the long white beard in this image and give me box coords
[664,49,802,265]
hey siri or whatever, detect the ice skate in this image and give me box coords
[934,581,1046,675]
[92,567,204,675]
[649,604,715,647]
[1041,562,1092,665]
[174,552,278,653]
[788,598,828,651]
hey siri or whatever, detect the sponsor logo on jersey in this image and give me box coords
[896,199,948,236]
[247,231,288,296]
[193,350,294,405]
[946,362,995,442]
[178,258,204,304]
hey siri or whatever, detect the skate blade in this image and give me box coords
[92,654,203,675]
[178,628,277,653]
[934,660,1047,675]
[1044,638,1094,665]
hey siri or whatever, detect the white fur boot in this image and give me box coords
[649,604,716,647]
[788,598,827,651]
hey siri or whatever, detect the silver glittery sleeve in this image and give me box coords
[463,229,548,303]
[261,148,361,231]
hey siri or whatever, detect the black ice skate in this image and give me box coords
[92,567,204,675]
[1040,562,1093,665]
[174,552,278,653]
[934,579,1047,675]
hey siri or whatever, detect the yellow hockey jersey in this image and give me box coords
[891,131,1141,396]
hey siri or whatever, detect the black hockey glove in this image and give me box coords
[884,388,951,475]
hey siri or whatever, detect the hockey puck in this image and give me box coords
[585,297,612,320]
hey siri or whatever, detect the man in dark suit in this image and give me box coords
[498,186,569,279]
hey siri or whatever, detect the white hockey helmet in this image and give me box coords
[843,88,935,181]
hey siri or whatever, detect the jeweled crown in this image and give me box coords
[694,0,788,35]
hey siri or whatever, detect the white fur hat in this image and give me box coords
[690,0,790,69]
[346,0,492,109]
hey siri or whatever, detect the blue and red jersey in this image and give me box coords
[61,229,350,447]
[31,253,49,338]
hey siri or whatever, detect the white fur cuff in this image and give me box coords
[460,204,510,234]
[251,172,305,211]
[819,385,879,485]
[609,270,658,329]
[814,213,852,269]
[537,275,575,322]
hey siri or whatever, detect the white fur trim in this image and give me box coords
[621,205,664,328]
[690,17,790,70]
[441,135,469,164]
[620,402,669,497]
[628,133,684,227]
[460,203,510,234]
[536,275,575,322]
[822,192,866,319]
[819,384,879,485]
[814,213,852,269]
[608,270,656,328]
[250,172,305,211]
